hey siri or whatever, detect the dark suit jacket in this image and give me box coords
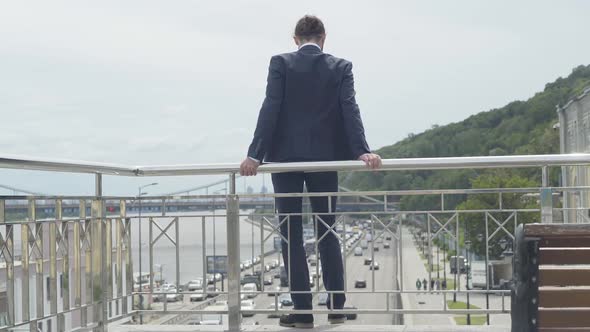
[247,45,371,163]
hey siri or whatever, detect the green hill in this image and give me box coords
[343,64,590,212]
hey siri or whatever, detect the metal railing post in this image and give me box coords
[226,173,241,331]
[92,173,108,331]
[540,166,553,224]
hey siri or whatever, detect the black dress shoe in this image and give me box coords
[279,314,314,329]
[328,313,347,324]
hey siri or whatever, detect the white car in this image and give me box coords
[354,247,363,256]
[165,286,182,302]
[187,279,203,291]
[190,289,207,302]
[241,300,256,317]
[242,283,258,299]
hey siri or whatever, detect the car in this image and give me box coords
[364,258,373,266]
[384,242,391,249]
[241,275,261,290]
[253,256,260,264]
[386,236,392,240]
[242,283,258,299]
[267,303,281,318]
[279,293,293,306]
[270,260,279,269]
[268,286,281,297]
[374,246,380,252]
[241,300,256,317]
[240,263,245,271]
[344,306,358,320]
[206,274,216,284]
[318,293,328,306]
[309,276,316,287]
[186,279,203,291]
[165,286,182,302]
[206,285,220,298]
[273,272,281,279]
[354,279,367,288]
[190,289,207,302]
[354,247,363,256]
[263,276,273,285]
[265,264,271,272]
[308,254,318,266]
[214,273,222,281]
[369,262,380,270]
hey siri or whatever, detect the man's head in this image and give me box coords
[293,15,326,49]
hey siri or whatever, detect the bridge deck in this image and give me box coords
[112,325,509,332]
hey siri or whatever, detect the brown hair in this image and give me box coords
[294,15,325,40]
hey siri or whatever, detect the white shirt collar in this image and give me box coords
[298,42,321,50]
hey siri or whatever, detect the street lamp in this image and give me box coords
[154,264,165,285]
[436,233,440,280]
[477,233,490,325]
[137,182,157,324]
[465,240,472,326]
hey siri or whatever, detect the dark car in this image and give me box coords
[241,275,261,290]
[263,276,273,285]
[364,258,373,266]
[369,262,380,270]
[354,279,367,288]
[374,246,380,252]
[344,306,358,320]
[384,242,391,249]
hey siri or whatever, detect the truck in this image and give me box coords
[468,260,512,290]
[449,256,467,274]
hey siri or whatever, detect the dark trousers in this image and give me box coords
[272,171,346,310]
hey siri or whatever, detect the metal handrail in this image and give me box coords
[2,153,590,176]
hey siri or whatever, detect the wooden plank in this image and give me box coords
[539,267,590,286]
[525,223,590,237]
[540,248,590,264]
[539,287,590,307]
[539,308,590,328]
[539,237,590,248]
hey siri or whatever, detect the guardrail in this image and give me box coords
[1,153,589,331]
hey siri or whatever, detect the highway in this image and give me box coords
[148,230,400,327]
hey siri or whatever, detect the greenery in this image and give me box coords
[454,316,487,325]
[343,64,590,258]
[447,300,485,325]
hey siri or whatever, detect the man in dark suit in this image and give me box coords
[240,15,381,328]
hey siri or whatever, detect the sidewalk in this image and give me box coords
[401,226,453,326]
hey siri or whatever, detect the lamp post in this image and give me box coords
[465,240,472,326]
[154,264,164,285]
[436,234,440,280]
[443,233,446,285]
[137,182,158,324]
[477,233,489,325]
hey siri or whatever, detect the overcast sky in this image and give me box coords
[1,1,589,196]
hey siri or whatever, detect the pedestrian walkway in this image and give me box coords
[401,226,454,326]
[400,225,511,327]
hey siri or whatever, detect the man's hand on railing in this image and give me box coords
[240,157,260,176]
[358,153,382,169]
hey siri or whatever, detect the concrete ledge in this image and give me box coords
[112,325,510,332]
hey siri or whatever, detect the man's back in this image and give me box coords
[247,44,370,163]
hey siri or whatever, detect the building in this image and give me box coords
[557,86,590,223]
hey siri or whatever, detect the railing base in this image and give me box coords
[110,325,510,332]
